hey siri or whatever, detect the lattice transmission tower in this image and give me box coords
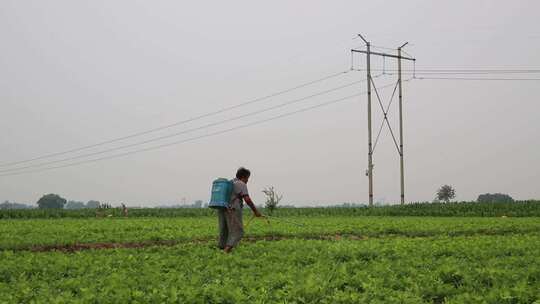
[351,34,416,206]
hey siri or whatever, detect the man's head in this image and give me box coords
[236,167,251,183]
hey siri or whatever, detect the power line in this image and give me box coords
[352,68,540,79]
[353,68,540,74]
[0,70,354,168]
[0,83,400,177]
[415,76,540,81]
[0,80,365,173]
[414,69,540,72]
[411,71,540,75]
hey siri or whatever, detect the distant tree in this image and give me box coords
[36,194,67,209]
[0,200,32,209]
[262,186,283,215]
[436,185,456,203]
[477,193,514,203]
[0,200,11,210]
[86,200,100,209]
[65,200,86,209]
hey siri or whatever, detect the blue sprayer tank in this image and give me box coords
[209,178,233,209]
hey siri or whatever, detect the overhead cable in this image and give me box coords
[0,82,399,177]
[0,70,353,168]
[416,77,540,81]
[0,80,365,173]
[353,68,540,74]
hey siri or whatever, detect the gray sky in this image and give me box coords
[1,0,539,206]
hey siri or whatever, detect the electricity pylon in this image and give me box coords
[352,34,416,206]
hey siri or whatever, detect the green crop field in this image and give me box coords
[1,207,539,303]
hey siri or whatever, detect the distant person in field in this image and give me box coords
[121,203,128,217]
[218,167,262,253]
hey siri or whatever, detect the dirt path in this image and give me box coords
[27,234,365,253]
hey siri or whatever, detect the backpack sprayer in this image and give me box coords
[209,178,233,209]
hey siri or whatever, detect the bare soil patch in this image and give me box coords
[28,234,367,253]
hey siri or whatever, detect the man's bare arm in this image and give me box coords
[243,195,262,217]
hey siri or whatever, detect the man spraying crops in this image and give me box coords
[217,167,262,253]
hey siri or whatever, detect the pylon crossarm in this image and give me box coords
[351,49,416,61]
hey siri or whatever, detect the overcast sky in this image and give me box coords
[1,1,539,206]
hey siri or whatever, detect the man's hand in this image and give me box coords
[253,210,263,217]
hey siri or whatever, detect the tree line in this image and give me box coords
[0,189,517,210]
[1,194,105,210]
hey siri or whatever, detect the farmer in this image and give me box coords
[121,203,128,217]
[218,167,262,253]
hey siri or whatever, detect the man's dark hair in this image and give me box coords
[236,167,251,179]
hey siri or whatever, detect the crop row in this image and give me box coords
[1,234,538,303]
[1,216,539,250]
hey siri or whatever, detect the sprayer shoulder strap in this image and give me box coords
[229,180,244,198]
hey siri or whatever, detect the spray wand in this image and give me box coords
[245,214,305,229]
